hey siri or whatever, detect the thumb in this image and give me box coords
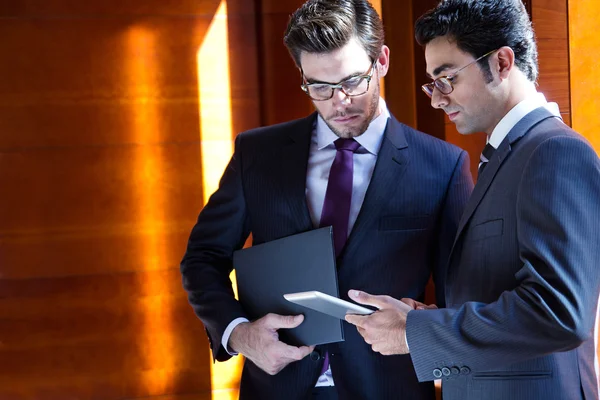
[348,290,386,309]
[401,298,420,310]
[265,314,304,329]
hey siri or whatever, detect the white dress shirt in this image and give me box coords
[221,98,391,387]
[488,92,562,150]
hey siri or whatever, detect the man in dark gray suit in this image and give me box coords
[346,1,600,399]
[180,0,473,399]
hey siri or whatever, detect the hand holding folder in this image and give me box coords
[233,226,345,346]
[227,313,315,376]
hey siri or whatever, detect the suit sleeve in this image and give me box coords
[180,133,251,362]
[432,150,474,307]
[406,136,600,382]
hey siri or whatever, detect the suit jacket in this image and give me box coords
[181,112,473,399]
[407,107,600,400]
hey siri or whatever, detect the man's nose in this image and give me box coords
[430,88,448,109]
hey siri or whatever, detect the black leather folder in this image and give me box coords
[233,226,344,346]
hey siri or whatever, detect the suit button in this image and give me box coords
[460,366,471,375]
[433,368,443,379]
[441,367,451,377]
[451,367,460,375]
[309,351,321,361]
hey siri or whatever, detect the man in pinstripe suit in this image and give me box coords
[347,1,600,399]
[180,1,474,398]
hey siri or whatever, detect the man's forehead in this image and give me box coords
[424,38,466,77]
[300,52,371,82]
[299,37,371,78]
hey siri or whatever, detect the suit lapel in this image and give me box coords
[279,114,316,231]
[450,107,559,254]
[342,116,409,259]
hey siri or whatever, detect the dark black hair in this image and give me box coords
[415,0,538,82]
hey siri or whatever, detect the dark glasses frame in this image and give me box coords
[422,49,498,98]
[300,60,378,101]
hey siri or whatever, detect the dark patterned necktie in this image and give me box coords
[319,138,361,256]
[478,143,495,178]
[318,138,360,377]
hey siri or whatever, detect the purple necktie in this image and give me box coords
[318,138,360,376]
[320,138,361,257]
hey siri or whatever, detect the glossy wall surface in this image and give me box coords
[0,0,597,399]
[0,0,258,398]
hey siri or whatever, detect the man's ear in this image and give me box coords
[496,46,515,80]
[377,45,391,78]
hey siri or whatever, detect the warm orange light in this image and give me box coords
[569,2,600,154]
[568,1,600,388]
[197,1,243,399]
[371,0,385,99]
[127,26,174,394]
[199,2,234,205]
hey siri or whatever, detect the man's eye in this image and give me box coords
[343,77,363,87]
[311,85,331,93]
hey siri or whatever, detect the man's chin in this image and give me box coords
[333,127,363,139]
[454,123,478,136]
[327,123,358,138]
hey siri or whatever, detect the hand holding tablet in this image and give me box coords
[284,290,375,320]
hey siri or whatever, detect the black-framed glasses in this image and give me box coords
[301,60,377,101]
[421,49,498,98]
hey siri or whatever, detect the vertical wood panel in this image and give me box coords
[569,0,600,152]
[568,0,600,385]
[532,0,571,123]
[0,0,259,398]
[257,0,311,125]
[412,0,446,142]
[382,0,417,128]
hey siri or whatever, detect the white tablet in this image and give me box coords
[284,290,374,320]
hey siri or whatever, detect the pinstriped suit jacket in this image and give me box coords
[407,107,600,400]
[181,112,473,399]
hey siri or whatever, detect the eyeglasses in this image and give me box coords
[301,60,377,101]
[421,49,498,98]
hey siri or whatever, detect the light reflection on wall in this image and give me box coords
[569,1,600,154]
[127,26,174,394]
[568,3,600,390]
[197,1,243,399]
[371,0,385,99]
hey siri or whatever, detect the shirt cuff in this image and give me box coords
[222,317,250,356]
[405,331,410,352]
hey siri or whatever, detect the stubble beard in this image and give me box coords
[322,83,381,139]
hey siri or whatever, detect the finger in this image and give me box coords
[357,327,373,344]
[264,313,304,329]
[282,343,313,360]
[348,290,387,309]
[345,313,367,327]
[426,304,438,309]
[400,298,420,309]
[372,342,389,355]
[306,345,316,353]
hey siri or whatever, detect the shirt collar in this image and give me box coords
[316,97,389,155]
[488,92,561,149]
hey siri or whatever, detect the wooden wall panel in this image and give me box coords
[569,0,600,152]
[0,0,259,398]
[257,0,311,125]
[0,1,217,16]
[568,0,600,383]
[411,0,446,142]
[382,0,417,128]
[531,0,571,124]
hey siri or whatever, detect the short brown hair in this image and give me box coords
[284,0,385,68]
